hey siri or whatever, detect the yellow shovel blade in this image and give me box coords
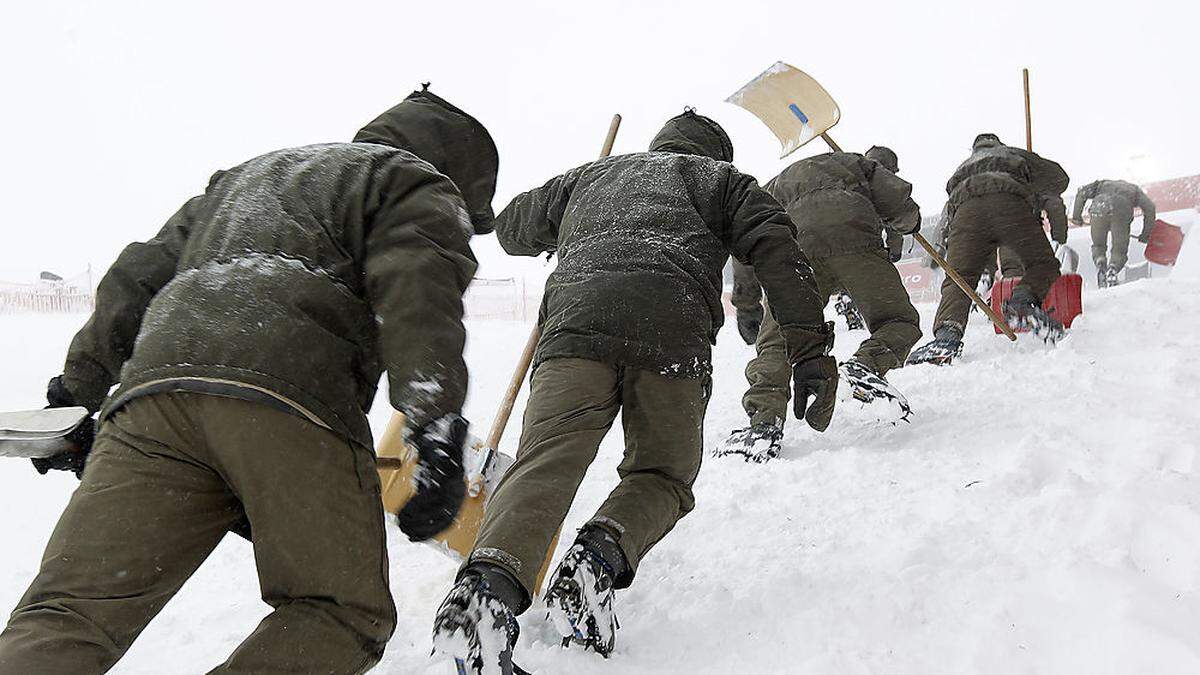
[376,411,557,592]
[726,61,841,157]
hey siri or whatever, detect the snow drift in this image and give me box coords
[0,277,1198,673]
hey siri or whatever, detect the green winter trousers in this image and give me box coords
[1090,213,1133,271]
[0,392,395,675]
[469,358,707,597]
[983,246,1026,279]
[932,193,1061,334]
[742,248,921,427]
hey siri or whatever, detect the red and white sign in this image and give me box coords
[896,258,941,303]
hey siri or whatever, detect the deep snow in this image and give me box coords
[1,277,1198,673]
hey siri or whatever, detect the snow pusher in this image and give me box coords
[990,274,1082,338]
[0,406,90,459]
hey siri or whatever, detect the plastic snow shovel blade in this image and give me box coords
[726,62,841,157]
[0,406,89,459]
[375,412,560,592]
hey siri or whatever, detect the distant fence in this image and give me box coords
[0,271,96,315]
[464,277,538,322]
[0,274,540,320]
[0,288,95,314]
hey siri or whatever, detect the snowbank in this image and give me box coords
[1173,224,1199,281]
[1,278,1198,673]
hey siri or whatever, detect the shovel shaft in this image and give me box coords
[483,114,623,452]
[1023,68,1033,152]
[483,326,541,451]
[913,232,1018,341]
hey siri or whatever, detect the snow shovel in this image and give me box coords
[0,406,90,459]
[726,62,1018,341]
[375,113,623,593]
[1056,243,1080,274]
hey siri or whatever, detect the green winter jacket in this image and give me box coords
[731,152,919,311]
[495,111,828,379]
[1072,179,1156,235]
[61,88,495,450]
[945,143,1070,241]
[766,152,920,259]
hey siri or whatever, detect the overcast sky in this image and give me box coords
[1,0,1195,282]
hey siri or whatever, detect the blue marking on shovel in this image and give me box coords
[788,104,809,124]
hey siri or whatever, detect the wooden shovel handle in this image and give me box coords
[913,232,1018,341]
[482,113,623,452]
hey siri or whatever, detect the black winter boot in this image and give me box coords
[906,325,964,366]
[544,524,626,657]
[1003,286,1065,343]
[433,565,526,675]
[714,419,784,463]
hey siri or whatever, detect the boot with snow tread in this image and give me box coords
[1002,288,1065,344]
[906,326,963,366]
[433,574,526,675]
[713,420,783,463]
[839,359,912,423]
[544,543,618,658]
[834,293,866,330]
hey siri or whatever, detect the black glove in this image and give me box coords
[889,250,903,263]
[1137,231,1152,244]
[792,356,839,432]
[736,308,763,345]
[33,376,94,478]
[395,414,469,542]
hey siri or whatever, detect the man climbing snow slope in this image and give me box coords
[908,133,1069,365]
[721,145,923,461]
[0,86,496,675]
[1071,178,1157,287]
[430,110,837,674]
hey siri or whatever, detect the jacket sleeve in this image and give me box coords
[365,161,478,429]
[1072,181,1099,222]
[885,230,905,259]
[730,260,762,315]
[1025,152,1069,240]
[1135,187,1157,236]
[865,160,921,234]
[494,166,586,257]
[721,170,829,364]
[1043,194,1069,242]
[61,194,204,412]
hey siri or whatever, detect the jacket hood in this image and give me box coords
[649,110,734,162]
[354,86,499,235]
[972,133,1002,150]
[865,145,899,173]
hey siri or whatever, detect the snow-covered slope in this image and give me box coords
[1,277,1198,674]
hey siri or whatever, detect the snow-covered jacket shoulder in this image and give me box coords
[766,152,919,258]
[495,151,826,378]
[62,141,477,449]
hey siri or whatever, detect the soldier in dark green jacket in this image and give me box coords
[0,86,496,674]
[909,133,1069,364]
[724,147,922,455]
[431,111,836,672]
[1071,178,1156,287]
